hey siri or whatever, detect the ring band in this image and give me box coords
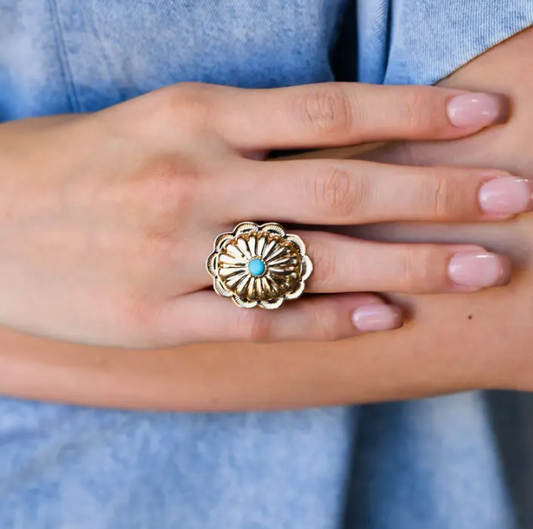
[206,222,313,309]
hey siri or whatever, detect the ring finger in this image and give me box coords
[299,231,510,294]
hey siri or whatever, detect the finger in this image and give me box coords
[300,232,511,294]
[158,291,402,345]
[205,83,507,149]
[229,159,532,223]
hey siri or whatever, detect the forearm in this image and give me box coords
[0,315,506,411]
[1,27,533,411]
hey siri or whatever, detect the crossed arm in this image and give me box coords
[1,27,533,411]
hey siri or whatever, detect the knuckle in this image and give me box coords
[401,89,439,133]
[395,245,446,292]
[125,156,204,282]
[310,299,343,341]
[307,235,336,290]
[422,173,455,219]
[294,85,353,136]
[240,299,345,343]
[154,82,210,130]
[140,227,176,274]
[119,294,161,346]
[142,155,201,221]
[311,165,363,218]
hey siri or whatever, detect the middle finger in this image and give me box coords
[227,158,532,224]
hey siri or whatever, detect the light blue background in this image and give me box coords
[1,1,533,528]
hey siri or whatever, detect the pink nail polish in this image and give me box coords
[478,177,532,215]
[447,93,506,128]
[448,252,510,288]
[352,305,402,332]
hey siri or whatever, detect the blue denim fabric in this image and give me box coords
[357,0,533,85]
[0,2,532,528]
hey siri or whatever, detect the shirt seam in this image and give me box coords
[47,0,80,112]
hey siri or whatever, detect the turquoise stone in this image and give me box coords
[248,258,266,277]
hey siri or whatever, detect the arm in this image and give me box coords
[1,29,532,411]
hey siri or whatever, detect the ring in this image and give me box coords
[206,222,313,309]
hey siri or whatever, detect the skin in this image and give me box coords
[1,28,533,410]
[0,83,509,347]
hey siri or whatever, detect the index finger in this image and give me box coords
[208,83,507,149]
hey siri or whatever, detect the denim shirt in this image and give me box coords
[1,2,533,528]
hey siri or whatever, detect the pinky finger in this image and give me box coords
[161,291,403,345]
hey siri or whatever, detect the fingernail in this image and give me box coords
[479,177,532,216]
[447,93,507,128]
[352,305,403,332]
[448,252,510,288]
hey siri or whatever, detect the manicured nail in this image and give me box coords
[447,93,506,128]
[352,305,402,332]
[478,177,532,215]
[448,252,510,288]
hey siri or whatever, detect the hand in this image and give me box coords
[0,82,516,348]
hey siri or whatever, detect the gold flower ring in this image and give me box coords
[206,222,313,309]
